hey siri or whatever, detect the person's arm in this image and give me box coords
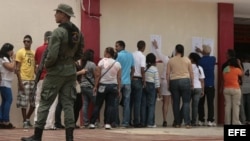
[141,66,146,87]
[130,66,135,81]
[2,56,16,72]
[45,30,60,68]
[15,61,24,91]
[188,61,194,89]
[195,47,205,56]
[152,40,168,64]
[93,66,101,96]
[76,69,87,76]
[117,67,121,97]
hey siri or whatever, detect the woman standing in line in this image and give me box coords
[188,53,205,126]
[152,40,171,127]
[166,44,193,128]
[76,49,96,127]
[88,47,121,129]
[223,58,243,125]
[140,53,160,127]
[0,43,16,129]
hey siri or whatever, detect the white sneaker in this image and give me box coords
[88,124,96,129]
[207,121,216,127]
[105,124,111,129]
[147,124,157,128]
[198,121,205,126]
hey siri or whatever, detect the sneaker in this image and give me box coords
[162,121,167,127]
[105,124,112,129]
[147,124,157,128]
[23,121,30,129]
[185,125,192,129]
[207,121,216,127]
[198,121,205,126]
[26,120,33,127]
[83,122,89,127]
[88,124,96,129]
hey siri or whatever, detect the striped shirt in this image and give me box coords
[145,65,160,88]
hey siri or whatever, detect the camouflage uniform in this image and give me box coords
[35,22,84,129]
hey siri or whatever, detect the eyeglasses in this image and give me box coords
[23,40,31,43]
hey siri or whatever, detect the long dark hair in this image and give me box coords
[145,53,156,71]
[81,49,94,68]
[0,43,14,62]
[189,52,201,74]
[228,58,240,68]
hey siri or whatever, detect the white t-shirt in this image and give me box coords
[0,57,15,88]
[192,64,205,88]
[241,62,250,94]
[98,57,121,84]
[132,50,146,77]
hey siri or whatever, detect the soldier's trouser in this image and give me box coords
[35,74,76,129]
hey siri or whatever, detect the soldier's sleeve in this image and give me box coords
[45,29,61,68]
[74,33,84,61]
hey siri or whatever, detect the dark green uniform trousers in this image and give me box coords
[35,74,76,129]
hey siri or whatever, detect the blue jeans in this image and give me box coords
[120,84,131,126]
[141,82,156,126]
[90,84,118,124]
[82,87,96,124]
[130,79,143,125]
[170,78,191,125]
[191,88,202,124]
[0,87,13,122]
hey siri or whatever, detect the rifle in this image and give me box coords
[31,46,49,97]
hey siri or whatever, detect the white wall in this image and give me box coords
[0,0,81,128]
[0,0,219,128]
[100,0,218,126]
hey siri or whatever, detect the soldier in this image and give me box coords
[21,3,84,141]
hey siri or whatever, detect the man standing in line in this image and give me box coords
[196,45,216,126]
[115,40,134,128]
[130,40,146,127]
[15,35,36,129]
[34,31,58,130]
[21,3,84,141]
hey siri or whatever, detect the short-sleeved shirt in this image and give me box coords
[98,58,121,84]
[132,50,146,77]
[192,64,205,88]
[35,43,48,80]
[0,57,15,88]
[15,48,35,80]
[116,50,134,84]
[168,56,191,80]
[241,62,250,93]
[198,55,216,87]
[80,61,96,88]
[223,66,242,89]
[145,66,160,88]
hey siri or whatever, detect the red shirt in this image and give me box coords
[35,43,48,80]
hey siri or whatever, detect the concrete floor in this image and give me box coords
[0,126,223,141]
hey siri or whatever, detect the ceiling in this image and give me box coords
[193,0,250,25]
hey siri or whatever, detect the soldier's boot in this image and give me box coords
[21,127,43,141]
[66,127,74,141]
